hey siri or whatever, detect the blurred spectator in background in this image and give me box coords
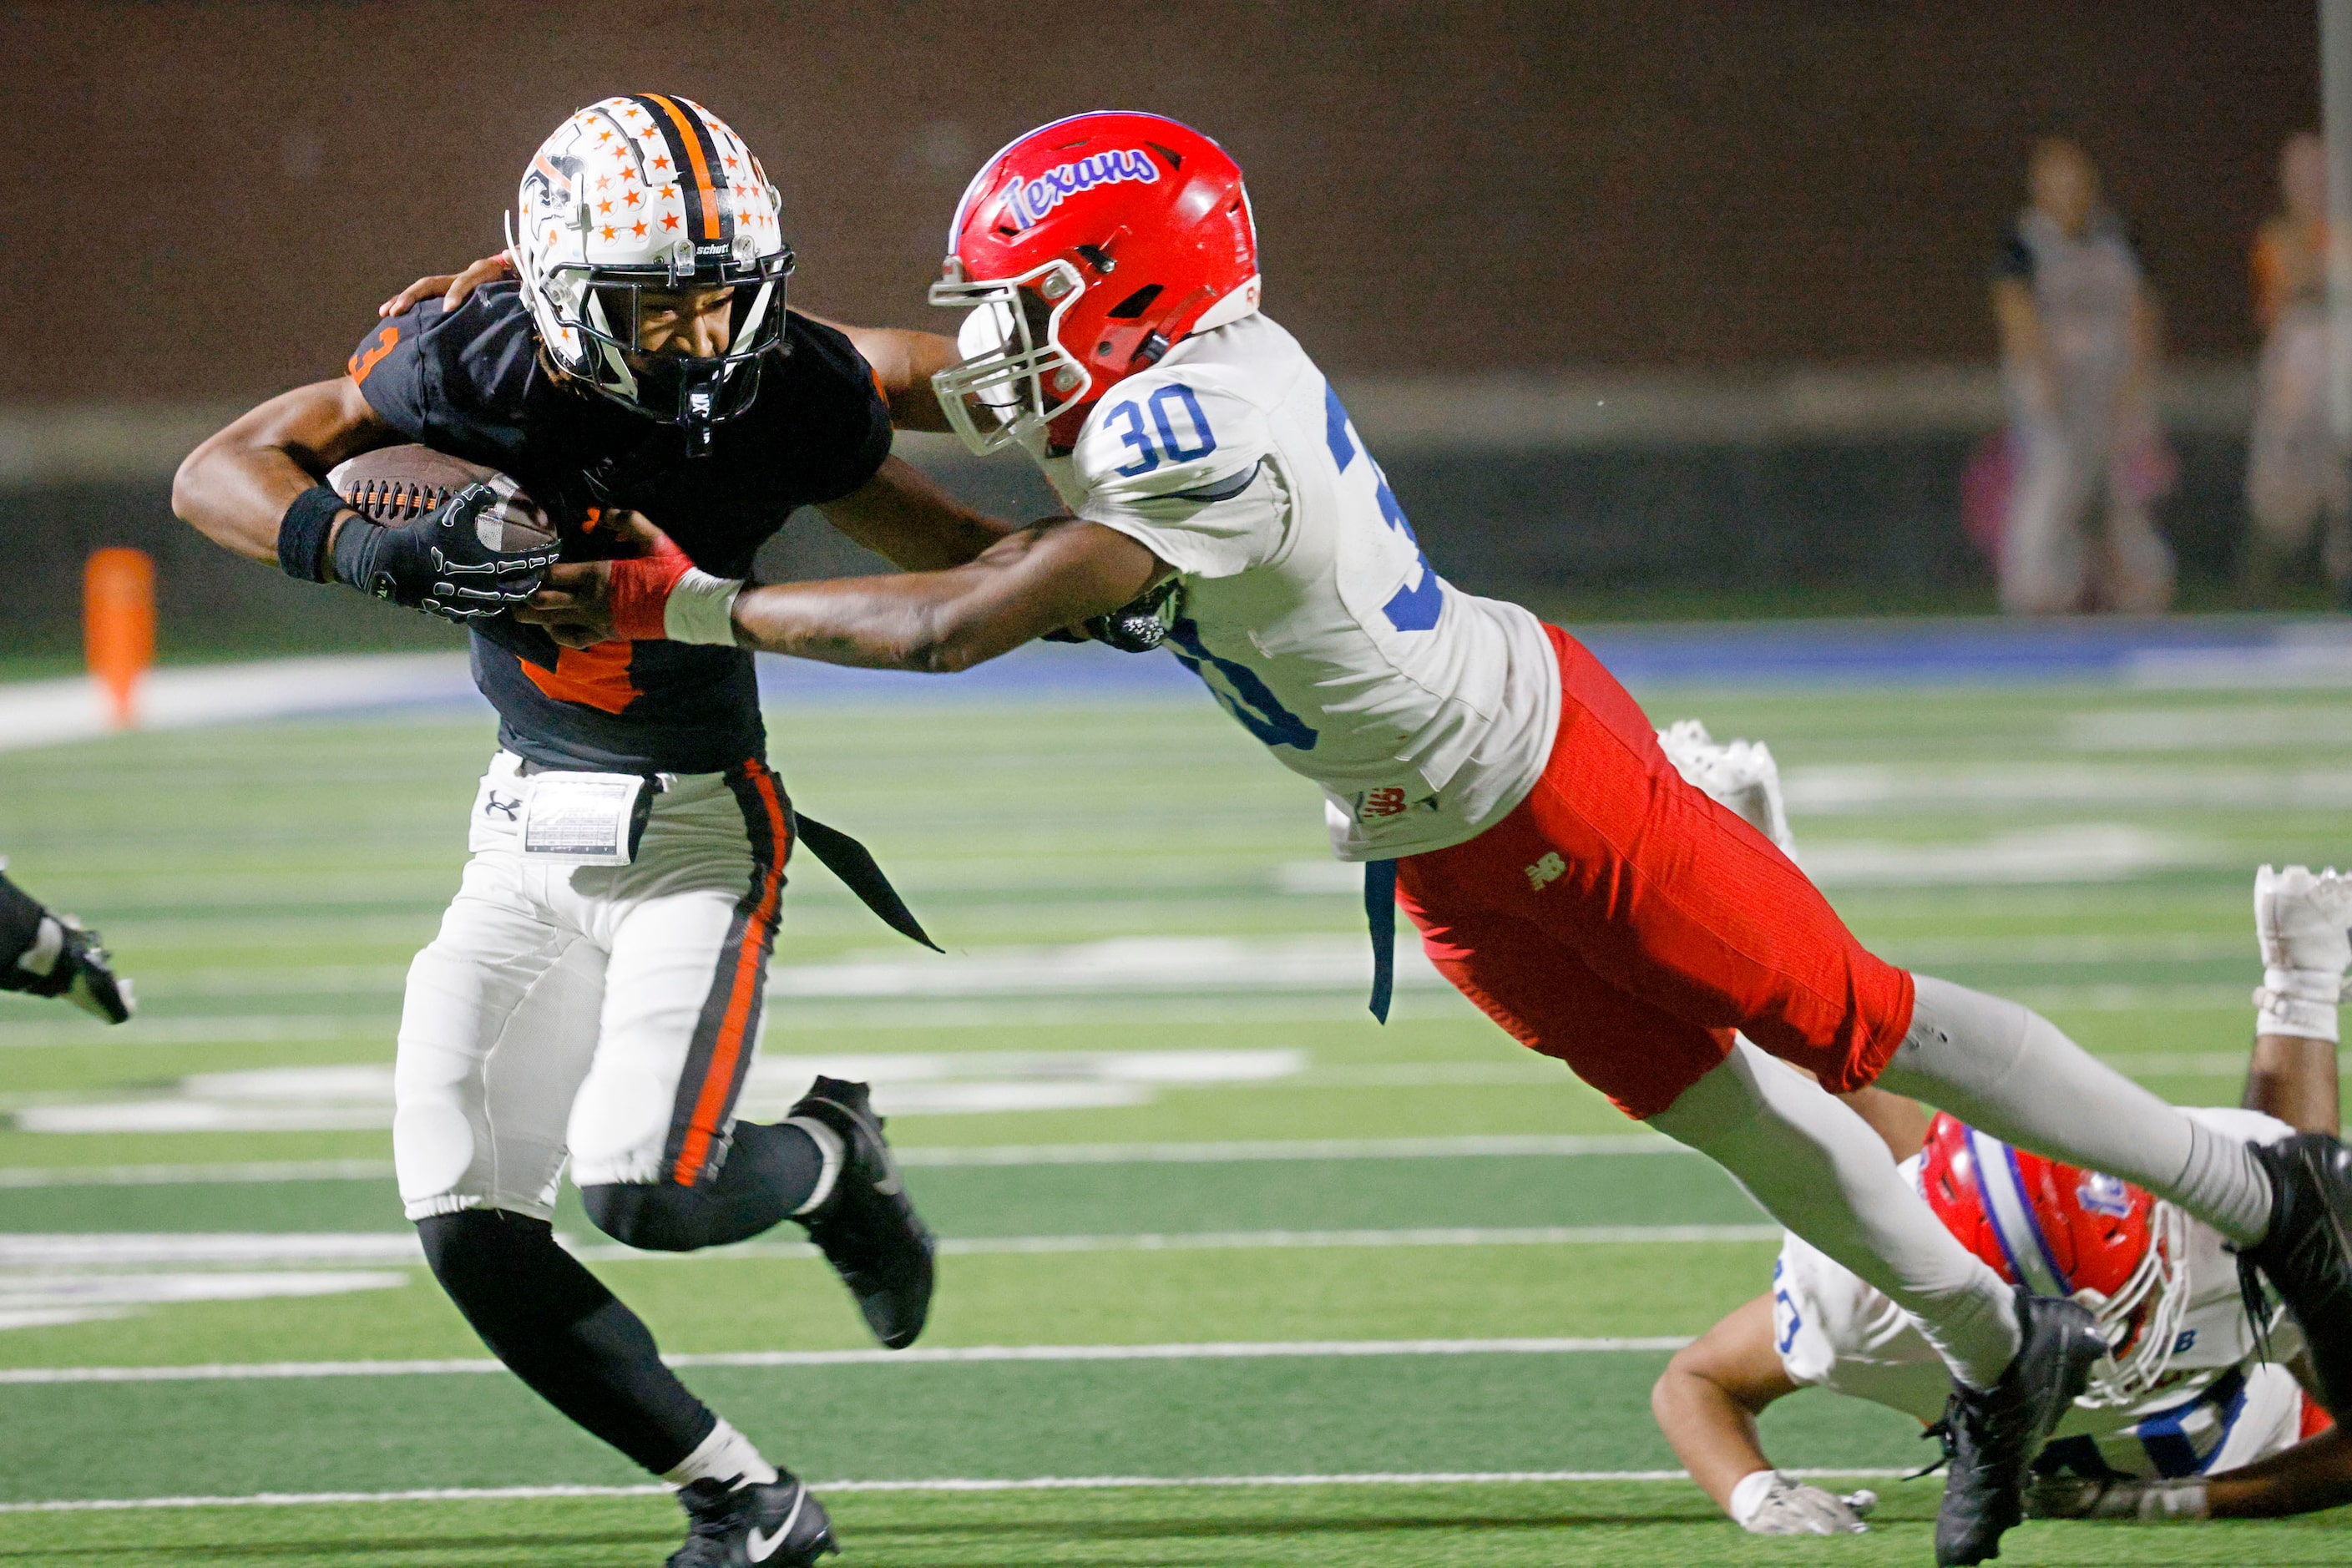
[1988,137,2175,615]
[2243,131,2349,602]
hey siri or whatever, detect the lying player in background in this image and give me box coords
[1651,731,2349,1536]
[0,860,132,1024]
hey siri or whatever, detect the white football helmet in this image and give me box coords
[507,94,793,448]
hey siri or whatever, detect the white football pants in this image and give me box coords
[394,751,792,1222]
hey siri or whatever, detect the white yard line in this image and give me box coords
[0,1335,1697,1386]
[585,1225,1778,1264]
[0,655,478,754]
[0,1222,1773,1273]
[0,1467,1911,1513]
[0,1136,1683,1187]
[0,1160,399,1189]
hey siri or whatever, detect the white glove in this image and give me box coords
[1657,720,1799,859]
[2026,1474,2208,1521]
[1728,1469,1875,1535]
[2253,864,2352,1042]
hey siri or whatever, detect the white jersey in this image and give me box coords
[1029,313,1560,860]
[1772,1107,2310,1480]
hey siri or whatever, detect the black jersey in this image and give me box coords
[348,282,892,774]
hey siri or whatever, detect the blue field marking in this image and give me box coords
[1576,615,2351,688]
[751,615,2352,702]
[5,616,2349,751]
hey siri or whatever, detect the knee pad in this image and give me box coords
[582,1181,711,1253]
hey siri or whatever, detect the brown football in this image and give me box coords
[325,444,559,554]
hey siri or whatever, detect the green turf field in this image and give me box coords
[2,668,2349,1564]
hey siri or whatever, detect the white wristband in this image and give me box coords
[2256,969,2340,1042]
[662,568,743,646]
[1727,1469,1778,1527]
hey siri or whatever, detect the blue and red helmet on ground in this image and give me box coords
[1920,1110,2191,1404]
[928,112,1262,455]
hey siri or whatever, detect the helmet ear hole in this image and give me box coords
[1105,284,1164,321]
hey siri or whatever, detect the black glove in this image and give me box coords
[331,479,561,622]
[1044,578,1180,653]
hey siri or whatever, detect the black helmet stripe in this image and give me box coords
[631,93,734,250]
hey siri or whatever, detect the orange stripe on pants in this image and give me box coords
[670,760,790,1185]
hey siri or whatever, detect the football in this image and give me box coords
[325,444,559,555]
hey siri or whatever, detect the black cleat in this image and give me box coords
[11,913,134,1024]
[789,1076,936,1348]
[2239,1134,2352,1416]
[666,1473,837,1567]
[1930,1289,2104,1566]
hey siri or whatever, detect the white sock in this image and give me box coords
[1649,1042,2022,1388]
[1879,975,2275,1246]
[14,916,61,978]
[663,1418,778,1489]
[786,1116,844,1216]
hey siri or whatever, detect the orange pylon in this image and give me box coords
[83,548,155,731]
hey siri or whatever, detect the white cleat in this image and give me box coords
[1657,718,1799,859]
[2253,864,2352,1041]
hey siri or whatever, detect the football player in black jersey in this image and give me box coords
[175,95,1018,1568]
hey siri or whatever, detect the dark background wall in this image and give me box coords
[0,2,2322,402]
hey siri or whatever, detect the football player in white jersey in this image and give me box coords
[1653,845,2352,1535]
[509,112,2352,1565]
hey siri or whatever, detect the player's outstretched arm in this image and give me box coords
[1652,1297,1875,1535]
[173,379,394,564]
[1651,1295,1798,1510]
[521,518,1162,672]
[816,458,1024,572]
[2031,1426,2352,1521]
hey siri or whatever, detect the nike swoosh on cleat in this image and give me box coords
[747,1491,804,1563]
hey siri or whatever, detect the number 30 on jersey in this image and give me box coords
[1106,385,1216,477]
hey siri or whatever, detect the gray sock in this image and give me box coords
[1878,975,2274,1246]
[1649,1042,2022,1388]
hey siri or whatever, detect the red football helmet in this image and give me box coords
[929,111,1262,455]
[1920,1112,2189,1405]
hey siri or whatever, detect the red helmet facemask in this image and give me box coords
[929,112,1262,456]
[1920,1113,2191,1406]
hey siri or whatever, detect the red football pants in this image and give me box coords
[1395,625,1915,1120]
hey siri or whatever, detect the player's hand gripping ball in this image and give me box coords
[326,446,562,622]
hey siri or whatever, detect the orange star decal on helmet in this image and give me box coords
[597,200,612,215]
[661,213,680,230]
[651,154,671,171]
[624,190,641,208]
[631,220,648,237]
[601,225,616,240]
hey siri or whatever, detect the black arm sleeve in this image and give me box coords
[775,315,896,504]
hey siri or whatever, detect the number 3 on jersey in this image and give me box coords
[1108,384,1217,477]
[1323,383,1442,632]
